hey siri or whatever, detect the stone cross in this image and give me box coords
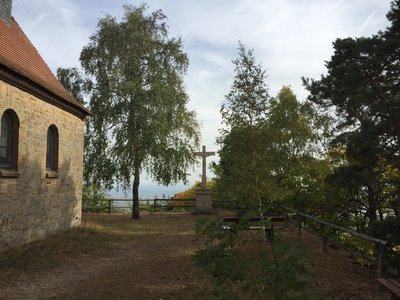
[193,145,215,189]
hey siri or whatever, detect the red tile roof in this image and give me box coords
[0,17,89,116]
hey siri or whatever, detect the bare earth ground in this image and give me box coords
[0,212,391,299]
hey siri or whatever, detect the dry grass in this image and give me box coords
[0,228,105,277]
[0,211,391,299]
[0,212,198,277]
[0,212,215,299]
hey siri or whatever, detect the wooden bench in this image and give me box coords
[377,278,400,299]
[223,216,286,232]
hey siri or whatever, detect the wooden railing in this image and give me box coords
[285,207,389,278]
[83,198,196,213]
[83,198,238,213]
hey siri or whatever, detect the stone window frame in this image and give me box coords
[0,109,20,178]
[45,124,59,178]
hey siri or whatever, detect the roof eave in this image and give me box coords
[0,63,91,120]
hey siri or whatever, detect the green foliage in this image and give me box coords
[215,43,267,210]
[214,47,330,211]
[220,42,269,128]
[56,67,94,188]
[82,184,108,212]
[266,87,331,207]
[76,4,200,218]
[368,217,400,269]
[260,239,311,299]
[193,217,313,299]
[303,0,400,226]
[56,67,90,105]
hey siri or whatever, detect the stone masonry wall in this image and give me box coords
[0,0,12,23]
[0,80,85,250]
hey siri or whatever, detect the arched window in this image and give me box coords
[46,125,59,172]
[0,109,19,170]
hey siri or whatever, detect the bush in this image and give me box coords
[368,217,400,270]
[82,184,108,212]
[193,217,315,299]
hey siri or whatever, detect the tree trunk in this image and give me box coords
[390,197,400,218]
[132,165,140,219]
[367,185,377,223]
[378,209,384,221]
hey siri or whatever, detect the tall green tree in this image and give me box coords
[266,87,330,208]
[215,43,329,213]
[220,42,269,129]
[303,0,400,223]
[215,42,270,211]
[79,4,200,219]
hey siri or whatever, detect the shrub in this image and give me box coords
[193,217,314,299]
[82,184,108,212]
[368,217,400,270]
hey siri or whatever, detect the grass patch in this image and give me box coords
[83,212,203,237]
[0,212,199,284]
[0,217,120,283]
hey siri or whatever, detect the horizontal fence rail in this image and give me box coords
[285,207,389,278]
[286,208,387,245]
[83,198,239,213]
[83,198,196,213]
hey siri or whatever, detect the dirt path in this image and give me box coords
[1,213,211,300]
[0,212,392,299]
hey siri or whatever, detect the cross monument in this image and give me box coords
[193,145,215,214]
[193,145,215,189]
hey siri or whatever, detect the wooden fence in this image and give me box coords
[83,198,195,213]
[83,198,236,213]
[285,207,390,278]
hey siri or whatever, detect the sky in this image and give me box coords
[12,0,392,198]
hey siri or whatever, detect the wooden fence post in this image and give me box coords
[323,236,328,254]
[153,199,157,212]
[285,209,288,226]
[322,229,327,253]
[378,242,386,278]
[108,199,111,214]
[297,213,301,237]
[321,224,327,253]
[288,207,389,277]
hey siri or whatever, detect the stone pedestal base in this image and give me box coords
[194,188,212,214]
